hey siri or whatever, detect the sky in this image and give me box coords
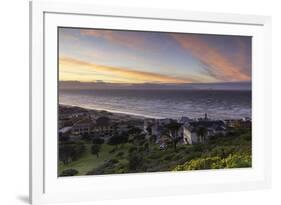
[59,27,252,84]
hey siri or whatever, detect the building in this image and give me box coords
[179,116,192,124]
[58,115,82,129]
[91,116,114,137]
[224,118,251,129]
[183,120,226,144]
[71,118,93,135]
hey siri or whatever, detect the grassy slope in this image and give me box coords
[59,144,111,175]
[59,143,133,175]
[59,128,251,176]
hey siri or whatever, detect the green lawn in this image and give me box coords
[59,143,133,175]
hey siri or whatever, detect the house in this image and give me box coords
[71,118,93,135]
[91,116,114,137]
[58,115,83,129]
[183,120,226,144]
[179,116,192,124]
[224,118,251,129]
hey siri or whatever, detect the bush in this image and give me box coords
[149,135,157,143]
[173,152,251,171]
[163,154,174,161]
[172,154,182,161]
[129,153,143,171]
[134,134,146,142]
[241,133,252,142]
[116,151,124,157]
[185,148,191,154]
[128,146,137,154]
[148,152,164,160]
[144,142,149,152]
[192,144,204,152]
[108,135,128,145]
[60,169,79,177]
[59,141,86,164]
[109,158,119,164]
[92,137,105,144]
[91,144,101,158]
[81,133,91,142]
[109,147,117,154]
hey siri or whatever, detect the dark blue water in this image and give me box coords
[59,89,251,119]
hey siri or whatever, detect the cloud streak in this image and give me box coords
[59,57,195,84]
[80,30,148,50]
[170,34,251,82]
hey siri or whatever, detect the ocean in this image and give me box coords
[59,89,251,120]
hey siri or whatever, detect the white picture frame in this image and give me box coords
[30,1,272,204]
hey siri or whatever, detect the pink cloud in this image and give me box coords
[80,29,147,50]
[170,34,251,82]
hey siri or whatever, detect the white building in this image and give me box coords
[183,120,226,145]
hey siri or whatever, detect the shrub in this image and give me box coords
[108,135,128,145]
[149,135,157,143]
[129,153,143,171]
[192,144,204,152]
[92,137,105,144]
[241,133,252,142]
[173,152,251,171]
[109,158,119,164]
[144,142,150,152]
[60,169,78,177]
[148,152,163,160]
[172,154,182,161]
[163,154,174,161]
[109,147,117,154]
[185,148,191,154]
[129,146,137,154]
[59,141,86,164]
[91,144,101,158]
[116,151,124,157]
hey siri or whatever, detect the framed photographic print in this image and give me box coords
[30,1,272,204]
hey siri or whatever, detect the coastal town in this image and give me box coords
[59,104,251,147]
[58,104,252,176]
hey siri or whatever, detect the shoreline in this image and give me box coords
[59,103,160,120]
[59,103,250,121]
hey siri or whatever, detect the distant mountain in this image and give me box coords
[59,81,251,91]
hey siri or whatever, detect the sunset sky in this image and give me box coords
[59,27,252,84]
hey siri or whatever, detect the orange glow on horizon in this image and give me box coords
[59,57,194,84]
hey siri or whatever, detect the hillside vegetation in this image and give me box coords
[59,128,251,176]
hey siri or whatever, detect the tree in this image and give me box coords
[144,142,150,152]
[146,126,152,135]
[149,135,157,143]
[128,127,142,135]
[128,146,137,154]
[108,134,128,146]
[164,121,182,151]
[134,133,145,142]
[128,152,143,171]
[91,144,101,158]
[196,126,208,143]
[59,141,86,164]
[81,133,91,142]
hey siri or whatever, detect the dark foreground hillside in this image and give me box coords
[59,127,251,176]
